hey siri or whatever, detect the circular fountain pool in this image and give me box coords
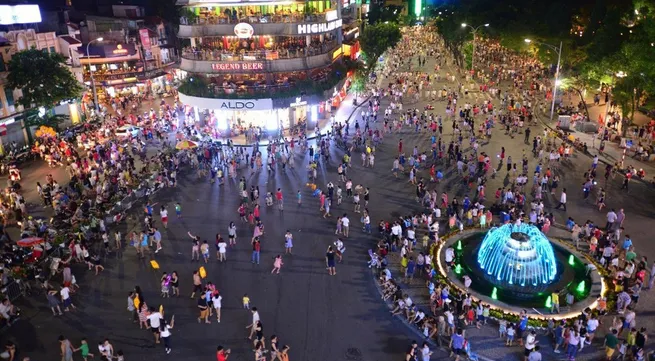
[441,225,601,314]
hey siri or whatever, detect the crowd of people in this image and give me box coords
[350,25,653,361]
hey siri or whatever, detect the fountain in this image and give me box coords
[443,224,598,311]
[477,224,557,296]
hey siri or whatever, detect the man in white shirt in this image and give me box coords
[606,209,617,230]
[524,330,538,360]
[341,214,350,237]
[555,188,567,211]
[60,286,75,312]
[247,307,260,339]
[147,309,163,344]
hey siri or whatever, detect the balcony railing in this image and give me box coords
[184,12,327,26]
[181,41,338,62]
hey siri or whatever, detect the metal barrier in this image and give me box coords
[1,280,23,303]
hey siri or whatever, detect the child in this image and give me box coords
[422,234,430,248]
[617,340,627,360]
[116,350,124,361]
[271,255,283,274]
[161,274,170,298]
[297,190,302,206]
[498,319,507,338]
[506,323,515,346]
[337,186,343,205]
[201,240,210,263]
[242,294,250,309]
[74,338,94,361]
[175,202,182,218]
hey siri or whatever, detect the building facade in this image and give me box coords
[78,8,178,108]
[176,0,355,135]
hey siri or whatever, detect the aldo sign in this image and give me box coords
[178,93,273,111]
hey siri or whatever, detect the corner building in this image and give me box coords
[176,0,348,137]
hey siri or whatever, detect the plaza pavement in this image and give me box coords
[3,40,655,361]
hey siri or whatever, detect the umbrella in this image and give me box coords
[175,140,198,150]
[17,237,44,247]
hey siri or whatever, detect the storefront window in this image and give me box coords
[4,89,14,107]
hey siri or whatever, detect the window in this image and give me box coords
[49,46,55,53]
[0,61,5,72]
[4,89,14,107]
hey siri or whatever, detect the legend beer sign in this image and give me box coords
[211,62,265,72]
[297,19,343,35]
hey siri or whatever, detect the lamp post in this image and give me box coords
[525,38,562,121]
[461,23,489,73]
[86,37,103,113]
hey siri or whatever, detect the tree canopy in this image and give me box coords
[360,22,402,67]
[6,48,83,110]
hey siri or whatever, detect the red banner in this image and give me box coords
[139,29,151,50]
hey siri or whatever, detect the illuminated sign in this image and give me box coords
[332,47,343,60]
[290,97,307,107]
[0,5,42,25]
[112,44,129,55]
[211,62,264,71]
[297,19,343,35]
[325,10,338,22]
[234,23,254,38]
[139,29,152,50]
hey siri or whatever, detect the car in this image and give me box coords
[115,125,141,139]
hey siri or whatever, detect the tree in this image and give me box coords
[7,48,83,111]
[6,48,82,143]
[360,22,402,68]
[350,69,368,97]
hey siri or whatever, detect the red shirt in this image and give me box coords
[217,351,227,361]
[276,191,283,200]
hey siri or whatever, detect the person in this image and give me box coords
[449,329,465,361]
[147,306,163,343]
[160,316,175,354]
[551,290,560,314]
[197,295,210,324]
[74,338,94,361]
[420,342,432,361]
[271,255,283,274]
[603,329,619,360]
[59,336,74,361]
[246,307,260,339]
[46,289,63,316]
[216,346,231,361]
[326,245,337,275]
[527,345,542,361]
[524,330,538,361]
[212,292,222,323]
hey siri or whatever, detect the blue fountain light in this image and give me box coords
[477,224,557,290]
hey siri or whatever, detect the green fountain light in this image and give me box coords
[576,280,586,294]
[455,264,462,274]
[491,287,498,300]
[568,254,575,266]
[545,295,552,308]
[457,239,462,251]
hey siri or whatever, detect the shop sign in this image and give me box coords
[218,99,273,111]
[297,19,343,35]
[211,62,265,71]
[139,29,152,50]
[234,23,254,38]
[290,97,307,107]
[113,44,129,55]
[325,10,338,22]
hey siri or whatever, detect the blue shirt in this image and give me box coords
[519,316,528,330]
[407,261,415,274]
[623,239,632,250]
[451,334,465,349]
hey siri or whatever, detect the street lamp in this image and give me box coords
[86,37,103,113]
[525,38,563,121]
[461,23,489,73]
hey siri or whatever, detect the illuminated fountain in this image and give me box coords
[477,224,557,296]
[444,224,597,309]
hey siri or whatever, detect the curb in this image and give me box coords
[370,267,497,361]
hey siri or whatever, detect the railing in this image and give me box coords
[183,12,328,25]
[181,41,338,62]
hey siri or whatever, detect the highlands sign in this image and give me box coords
[297,19,343,35]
